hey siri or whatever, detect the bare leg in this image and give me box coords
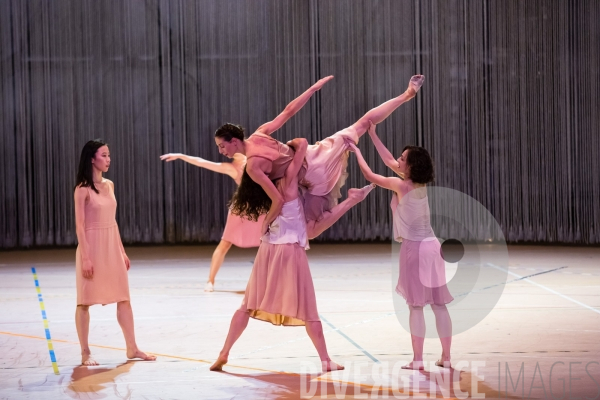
[351,75,425,136]
[116,301,156,361]
[210,310,250,371]
[402,305,425,370]
[305,321,345,372]
[431,304,452,367]
[307,185,375,239]
[75,305,98,366]
[206,240,233,290]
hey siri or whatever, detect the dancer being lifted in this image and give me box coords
[350,122,453,370]
[160,145,264,292]
[210,137,375,373]
[214,74,424,230]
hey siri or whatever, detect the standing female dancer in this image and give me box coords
[349,123,453,370]
[214,75,424,231]
[74,140,156,365]
[210,137,374,372]
[160,144,264,292]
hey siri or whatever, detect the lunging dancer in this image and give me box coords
[210,137,374,372]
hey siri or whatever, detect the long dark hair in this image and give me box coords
[403,145,434,184]
[228,168,271,221]
[75,139,108,194]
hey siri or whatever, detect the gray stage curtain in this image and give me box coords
[1,1,598,248]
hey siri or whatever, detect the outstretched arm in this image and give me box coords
[349,143,402,192]
[246,158,285,234]
[256,76,333,136]
[160,153,238,179]
[365,122,403,176]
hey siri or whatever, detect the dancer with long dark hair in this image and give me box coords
[160,143,264,292]
[350,122,453,370]
[214,75,424,232]
[74,139,156,365]
[210,137,374,372]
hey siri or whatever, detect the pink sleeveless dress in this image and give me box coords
[221,160,265,248]
[75,183,130,306]
[239,180,319,326]
[392,190,454,307]
[245,126,358,221]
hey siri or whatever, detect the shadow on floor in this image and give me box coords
[66,360,136,398]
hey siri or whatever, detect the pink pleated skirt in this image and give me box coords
[239,241,320,326]
[396,238,454,307]
[221,210,265,248]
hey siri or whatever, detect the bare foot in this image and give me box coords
[322,360,345,372]
[435,359,451,368]
[127,349,157,361]
[81,351,99,366]
[401,361,424,370]
[210,355,228,371]
[407,75,425,96]
[348,184,376,203]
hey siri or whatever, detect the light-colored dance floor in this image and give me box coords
[1,244,599,399]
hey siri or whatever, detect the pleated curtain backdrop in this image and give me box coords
[1,0,598,248]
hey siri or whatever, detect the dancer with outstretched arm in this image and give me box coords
[160,141,264,292]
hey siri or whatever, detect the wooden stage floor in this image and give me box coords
[1,244,599,399]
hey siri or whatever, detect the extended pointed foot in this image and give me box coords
[407,75,425,97]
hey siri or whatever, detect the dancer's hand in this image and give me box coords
[348,142,361,155]
[123,253,130,271]
[160,153,182,162]
[286,138,308,151]
[261,220,270,236]
[367,121,377,137]
[311,76,334,92]
[82,258,94,279]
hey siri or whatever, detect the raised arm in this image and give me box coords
[74,187,94,279]
[256,76,334,136]
[277,138,308,201]
[348,143,403,192]
[283,138,308,182]
[160,153,237,179]
[366,122,403,176]
[246,158,285,234]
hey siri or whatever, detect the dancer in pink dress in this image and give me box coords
[74,140,156,365]
[350,123,453,370]
[214,75,424,232]
[210,138,374,373]
[160,148,265,292]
